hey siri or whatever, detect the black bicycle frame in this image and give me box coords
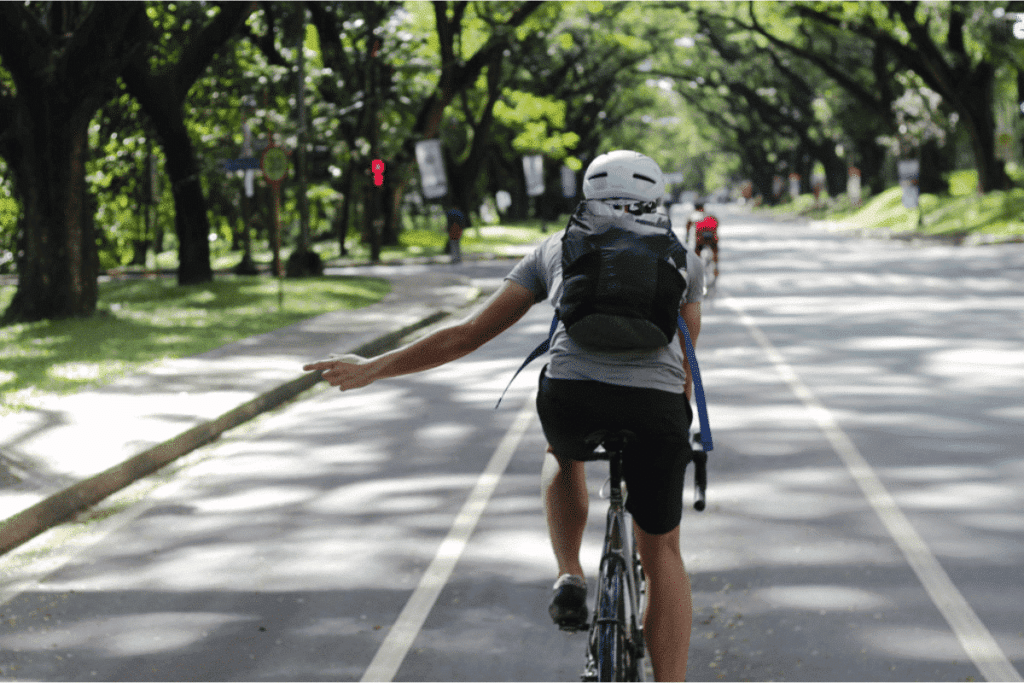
[584,447,646,681]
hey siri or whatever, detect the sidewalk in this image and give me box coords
[0,265,484,555]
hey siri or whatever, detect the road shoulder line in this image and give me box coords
[360,392,537,682]
[723,295,1022,683]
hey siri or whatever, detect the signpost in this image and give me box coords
[262,139,289,283]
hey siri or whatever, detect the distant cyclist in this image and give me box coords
[690,201,719,278]
[304,151,704,681]
[684,199,704,246]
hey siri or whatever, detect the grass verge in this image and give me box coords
[0,275,389,414]
[137,218,560,272]
[757,170,1024,242]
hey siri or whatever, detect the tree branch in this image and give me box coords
[741,2,888,115]
[0,4,48,85]
[175,2,254,98]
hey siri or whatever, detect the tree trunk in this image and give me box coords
[3,99,98,322]
[162,124,214,284]
[129,78,213,285]
[962,83,1009,193]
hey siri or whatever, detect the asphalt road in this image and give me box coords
[1,207,1022,681]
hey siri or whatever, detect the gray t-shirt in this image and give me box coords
[505,231,704,394]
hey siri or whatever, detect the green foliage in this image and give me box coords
[493,91,580,159]
[6,0,1024,310]
[947,169,979,197]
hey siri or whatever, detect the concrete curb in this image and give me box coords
[0,309,452,556]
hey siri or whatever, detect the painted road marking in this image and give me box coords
[724,295,1022,683]
[361,393,537,682]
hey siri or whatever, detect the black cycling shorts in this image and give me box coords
[536,368,694,535]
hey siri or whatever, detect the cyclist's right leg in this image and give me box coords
[635,524,692,682]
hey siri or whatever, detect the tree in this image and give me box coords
[393,1,548,233]
[0,3,148,322]
[121,2,254,285]
[785,1,1012,192]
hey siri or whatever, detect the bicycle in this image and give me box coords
[698,245,717,295]
[694,215,719,295]
[574,429,708,681]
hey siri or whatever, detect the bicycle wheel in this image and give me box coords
[630,540,648,680]
[595,566,628,681]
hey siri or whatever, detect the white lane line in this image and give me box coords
[724,296,1022,683]
[361,392,537,682]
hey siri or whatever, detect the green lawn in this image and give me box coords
[0,275,389,413]
[138,218,559,272]
[759,168,1024,241]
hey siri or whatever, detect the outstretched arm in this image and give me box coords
[304,280,537,391]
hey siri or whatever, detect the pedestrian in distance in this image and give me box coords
[446,207,466,264]
[304,150,705,681]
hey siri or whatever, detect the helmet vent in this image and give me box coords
[633,173,656,184]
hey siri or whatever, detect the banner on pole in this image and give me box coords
[523,155,544,197]
[416,140,448,199]
[560,165,576,199]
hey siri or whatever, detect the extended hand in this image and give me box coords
[303,354,375,390]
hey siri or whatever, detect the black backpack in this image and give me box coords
[495,199,713,453]
[558,199,689,351]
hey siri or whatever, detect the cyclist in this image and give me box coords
[304,150,704,682]
[684,199,705,246]
[695,215,719,278]
[688,201,719,278]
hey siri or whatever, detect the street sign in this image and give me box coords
[221,157,260,172]
[262,145,289,185]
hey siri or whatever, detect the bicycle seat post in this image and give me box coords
[585,429,635,503]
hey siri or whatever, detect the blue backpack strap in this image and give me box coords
[678,313,713,452]
[495,311,559,409]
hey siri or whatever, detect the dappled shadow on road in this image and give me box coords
[683,220,1024,680]
[683,435,1024,681]
[0,314,566,680]
[3,234,1024,680]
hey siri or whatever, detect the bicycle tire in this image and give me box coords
[595,567,628,681]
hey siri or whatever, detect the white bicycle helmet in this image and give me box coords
[582,150,665,204]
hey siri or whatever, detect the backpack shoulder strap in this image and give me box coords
[667,229,688,265]
[495,311,559,409]
[678,313,713,451]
